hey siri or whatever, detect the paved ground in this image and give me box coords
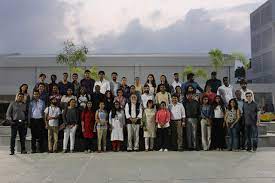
[1,148,275,183]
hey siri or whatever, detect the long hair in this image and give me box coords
[19,84,28,94]
[146,74,156,87]
[111,101,121,118]
[160,75,168,85]
[212,95,225,113]
[227,98,238,110]
[105,90,114,100]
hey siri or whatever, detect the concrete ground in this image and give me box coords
[1,148,275,183]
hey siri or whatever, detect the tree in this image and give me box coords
[208,49,226,71]
[181,66,208,81]
[56,40,88,78]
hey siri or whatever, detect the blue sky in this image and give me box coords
[0,0,267,56]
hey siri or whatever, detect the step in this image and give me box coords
[258,124,268,135]
[0,135,11,146]
[0,126,10,135]
[258,133,275,147]
[260,121,275,131]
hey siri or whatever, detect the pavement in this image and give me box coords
[1,148,275,183]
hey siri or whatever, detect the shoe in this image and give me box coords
[21,150,27,154]
[10,151,15,155]
[62,150,67,153]
[48,150,53,153]
[31,151,37,154]
[97,150,102,153]
[145,149,149,152]
[159,148,163,152]
[88,150,91,153]
[84,150,88,154]
[164,149,168,152]
[70,150,74,153]
[53,150,58,153]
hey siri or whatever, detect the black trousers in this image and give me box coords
[10,123,26,152]
[238,116,246,149]
[157,127,169,150]
[30,118,45,152]
[84,138,95,151]
[211,118,226,149]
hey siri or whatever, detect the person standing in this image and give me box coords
[157,75,172,93]
[6,93,28,155]
[49,85,62,107]
[142,100,156,151]
[44,97,61,153]
[60,88,77,110]
[217,77,235,106]
[145,74,157,95]
[134,77,143,95]
[240,79,255,101]
[93,71,110,94]
[15,84,30,105]
[141,84,155,109]
[174,86,184,103]
[155,84,172,108]
[171,73,182,92]
[109,101,125,152]
[110,72,121,97]
[181,73,204,94]
[37,83,49,106]
[184,92,201,150]
[81,101,96,153]
[235,90,245,150]
[169,95,186,151]
[28,90,46,153]
[49,74,58,96]
[120,77,131,99]
[202,84,216,104]
[156,101,171,152]
[125,94,143,151]
[72,73,81,96]
[204,72,222,93]
[91,85,105,111]
[243,92,260,152]
[114,89,126,109]
[95,102,108,152]
[34,73,49,93]
[80,70,95,95]
[58,72,73,96]
[77,87,91,111]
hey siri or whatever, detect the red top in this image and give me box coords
[81,110,96,138]
[203,92,216,104]
[156,109,170,125]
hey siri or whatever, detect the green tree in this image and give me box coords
[208,49,225,71]
[181,66,208,81]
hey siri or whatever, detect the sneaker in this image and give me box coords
[21,150,27,154]
[88,149,92,153]
[9,151,15,155]
[62,149,67,153]
[84,150,88,154]
[70,150,74,153]
[164,149,168,152]
[159,148,163,152]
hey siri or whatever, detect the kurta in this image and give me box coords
[81,110,96,138]
[142,108,156,138]
[109,110,125,141]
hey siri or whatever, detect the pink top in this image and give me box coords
[156,109,170,128]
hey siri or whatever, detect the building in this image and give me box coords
[249,0,275,83]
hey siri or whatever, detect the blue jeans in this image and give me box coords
[245,125,258,150]
[228,123,239,150]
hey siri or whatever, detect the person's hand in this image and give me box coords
[82,128,85,133]
[256,121,260,126]
[45,124,49,130]
[182,122,185,127]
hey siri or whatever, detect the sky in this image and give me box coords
[0,0,267,56]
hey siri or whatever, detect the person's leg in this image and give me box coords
[252,125,258,151]
[145,137,149,151]
[127,124,133,151]
[48,127,53,152]
[191,119,198,149]
[186,119,192,149]
[38,119,45,152]
[10,125,17,154]
[176,120,183,150]
[70,125,77,151]
[117,141,122,151]
[133,124,140,150]
[102,129,107,151]
[207,125,211,150]
[30,119,37,152]
[150,137,154,150]
[228,128,233,150]
[97,128,103,151]
[245,125,252,151]
[18,124,26,152]
[170,121,177,150]
[53,127,59,152]
[201,119,207,150]
[232,124,239,150]
[63,127,70,151]
[163,127,169,150]
[112,141,116,151]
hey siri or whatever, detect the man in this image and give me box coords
[91,85,105,111]
[93,71,110,94]
[34,73,49,93]
[72,73,80,96]
[204,72,222,93]
[80,70,95,95]
[28,90,45,153]
[155,84,172,107]
[184,92,201,150]
[217,77,235,106]
[44,97,61,153]
[240,79,255,101]
[49,74,58,96]
[141,84,155,109]
[243,92,260,152]
[110,72,121,96]
[125,94,143,151]
[58,72,73,96]
[6,93,28,155]
[38,83,49,106]
[168,95,186,151]
[127,85,141,103]
[235,90,245,150]
[120,77,131,98]
[171,73,182,92]
[181,73,204,94]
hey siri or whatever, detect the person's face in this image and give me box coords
[130,87,135,93]
[241,83,247,90]
[131,95,137,103]
[117,90,123,96]
[52,86,58,93]
[174,74,179,81]
[235,91,241,99]
[203,97,209,104]
[246,94,252,102]
[223,78,229,86]
[38,85,45,91]
[51,75,57,82]
[99,73,104,80]
[121,78,127,85]
[187,86,194,92]
[95,86,100,93]
[230,100,236,107]
[63,74,68,80]
[206,85,211,92]
[80,88,85,94]
[84,72,90,79]
[148,75,153,82]
[144,86,149,93]
[17,94,24,102]
[114,102,120,109]
[187,94,193,100]
[215,97,220,103]
[189,76,194,82]
[160,85,165,92]
[160,103,166,109]
[99,102,105,109]
[147,102,153,109]
[211,74,216,80]
[72,74,78,81]
[51,98,57,105]
[70,100,76,107]
[112,74,117,81]
[176,87,181,93]
[87,102,92,108]
[21,85,28,92]
[160,76,165,82]
[40,75,46,82]
[67,89,73,95]
[33,92,39,100]
[106,92,111,98]
[172,97,178,104]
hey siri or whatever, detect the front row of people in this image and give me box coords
[6,90,259,155]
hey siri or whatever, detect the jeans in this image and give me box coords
[170,120,183,150]
[186,118,199,149]
[127,124,140,150]
[63,125,77,151]
[97,128,107,151]
[10,123,26,153]
[200,119,211,151]
[30,118,45,152]
[245,125,258,150]
[228,123,239,150]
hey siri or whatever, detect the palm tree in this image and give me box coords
[208,49,225,71]
[181,66,208,81]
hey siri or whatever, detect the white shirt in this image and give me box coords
[171,80,182,90]
[214,106,224,118]
[240,88,255,101]
[44,106,61,127]
[141,93,155,108]
[169,103,186,120]
[125,103,143,119]
[93,79,110,94]
[217,85,234,105]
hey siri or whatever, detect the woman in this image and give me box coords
[61,88,77,110]
[225,99,240,151]
[105,90,114,113]
[200,96,213,151]
[109,101,125,152]
[78,87,90,111]
[211,95,226,151]
[81,101,96,153]
[203,84,216,104]
[142,100,156,151]
[134,77,143,94]
[145,74,157,95]
[114,89,126,109]
[156,101,171,152]
[15,84,30,104]
[174,86,184,103]
[49,85,62,107]
[95,102,108,153]
[157,75,171,93]
[62,99,79,153]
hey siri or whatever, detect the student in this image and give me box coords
[200,96,213,151]
[120,77,131,98]
[142,100,156,151]
[202,84,216,104]
[37,83,49,106]
[235,90,245,150]
[184,92,200,150]
[217,77,235,106]
[109,101,125,152]
[156,101,171,152]
[169,95,186,151]
[157,75,172,93]
[61,88,77,110]
[145,74,157,95]
[104,90,114,113]
[15,84,30,105]
[155,84,172,107]
[141,84,155,109]
[72,73,81,96]
[58,72,73,96]
[62,99,79,153]
[95,102,108,152]
[128,85,142,103]
[174,86,184,103]
[125,94,143,151]
[80,70,95,95]
[93,71,110,94]
[110,72,121,97]
[49,85,62,107]
[243,92,260,152]
[28,90,45,153]
[211,95,226,150]
[114,88,126,109]
[77,87,90,111]
[181,73,204,94]
[81,101,96,153]
[225,99,240,151]
[204,72,222,93]
[240,79,255,101]
[171,73,182,92]
[91,85,105,111]
[49,74,58,96]
[134,77,143,95]
[44,97,61,153]
[34,73,49,93]
[6,93,28,155]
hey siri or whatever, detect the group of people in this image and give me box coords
[6,70,260,155]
